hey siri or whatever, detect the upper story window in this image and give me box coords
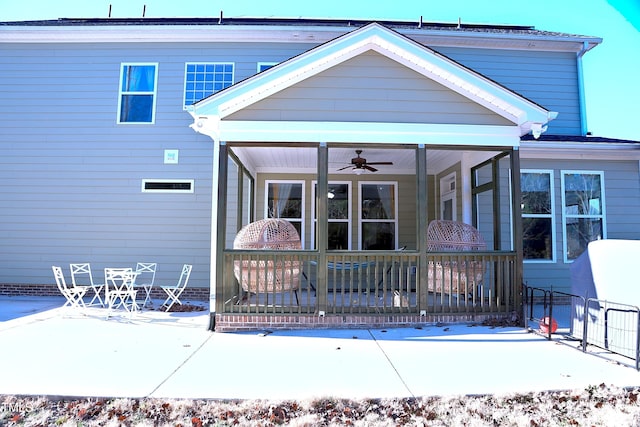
[183,63,234,109]
[118,63,158,124]
[257,62,277,73]
[521,170,555,262]
[561,170,606,262]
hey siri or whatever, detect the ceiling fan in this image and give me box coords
[337,150,393,173]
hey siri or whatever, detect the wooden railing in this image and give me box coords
[220,250,518,318]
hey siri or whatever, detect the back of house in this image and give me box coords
[1,16,639,330]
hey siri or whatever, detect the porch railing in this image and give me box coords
[220,249,517,317]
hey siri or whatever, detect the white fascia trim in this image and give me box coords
[368,35,541,125]
[520,141,640,160]
[212,121,521,146]
[214,42,373,118]
[0,25,602,54]
[193,23,552,130]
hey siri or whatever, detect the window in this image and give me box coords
[265,181,305,245]
[359,182,398,250]
[257,62,277,73]
[521,170,555,262]
[183,63,234,108]
[118,63,158,124]
[561,171,606,262]
[440,172,456,221]
[142,179,193,193]
[312,182,351,250]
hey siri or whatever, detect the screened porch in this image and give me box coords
[212,143,523,328]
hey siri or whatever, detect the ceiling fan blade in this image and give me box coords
[364,165,378,172]
[365,161,393,166]
[337,165,352,171]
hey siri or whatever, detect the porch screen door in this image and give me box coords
[471,152,514,251]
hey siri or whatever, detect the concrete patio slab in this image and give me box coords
[2,296,640,400]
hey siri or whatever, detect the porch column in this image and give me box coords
[510,147,524,322]
[211,141,228,327]
[417,145,429,312]
[316,143,328,313]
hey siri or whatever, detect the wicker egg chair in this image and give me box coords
[233,218,302,295]
[427,220,486,296]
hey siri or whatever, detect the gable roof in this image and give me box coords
[189,23,556,142]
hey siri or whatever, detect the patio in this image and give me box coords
[2,296,640,400]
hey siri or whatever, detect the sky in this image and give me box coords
[1,0,639,141]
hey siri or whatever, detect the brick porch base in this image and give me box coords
[212,312,517,332]
[0,283,210,301]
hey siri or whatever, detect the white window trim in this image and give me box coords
[264,180,305,247]
[521,169,556,264]
[439,172,457,221]
[141,179,194,193]
[358,181,399,250]
[560,170,607,263]
[117,62,158,124]
[183,62,235,110]
[311,181,352,250]
[257,62,277,73]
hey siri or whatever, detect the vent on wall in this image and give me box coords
[142,179,194,193]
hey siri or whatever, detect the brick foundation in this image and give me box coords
[213,312,514,332]
[0,283,210,301]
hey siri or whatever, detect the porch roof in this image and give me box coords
[188,22,556,146]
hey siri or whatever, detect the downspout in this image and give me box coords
[577,41,590,136]
[189,115,221,330]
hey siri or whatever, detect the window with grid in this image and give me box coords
[561,171,606,262]
[265,181,305,245]
[183,63,234,108]
[521,170,555,262]
[312,182,351,250]
[257,62,277,73]
[359,182,398,250]
[118,63,158,124]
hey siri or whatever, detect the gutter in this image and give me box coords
[577,41,590,136]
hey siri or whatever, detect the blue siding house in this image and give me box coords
[1,17,638,331]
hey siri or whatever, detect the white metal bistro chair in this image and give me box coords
[70,263,105,307]
[104,267,138,319]
[52,266,87,313]
[132,262,157,308]
[161,264,193,311]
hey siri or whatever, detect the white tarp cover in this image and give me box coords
[570,239,640,359]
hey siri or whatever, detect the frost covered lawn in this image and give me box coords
[3,383,640,426]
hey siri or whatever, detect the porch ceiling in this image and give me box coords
[232,146,500,176]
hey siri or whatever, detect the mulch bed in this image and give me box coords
[2,384,640,426]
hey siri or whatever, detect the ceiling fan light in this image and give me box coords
[353,168,364,175]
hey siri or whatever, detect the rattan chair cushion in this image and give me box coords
[427,220,486,295]
[233,219,302,293]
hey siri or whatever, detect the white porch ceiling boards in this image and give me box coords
[231,146,498,176]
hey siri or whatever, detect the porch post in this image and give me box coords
[510,147,524,321]
[316,143,328,313]
[417,145,429,312]
[212,141,228,326]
